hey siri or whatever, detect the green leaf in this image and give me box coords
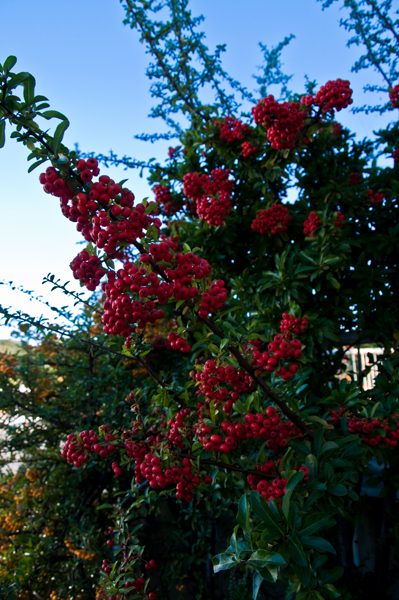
[250,491,283,534]
[287,536,307,566]
[22,75,35,104]
[257,564,279,583]
[41,110,69,121]
[299,514,335,537]
[322,566,344,584]
[320,441,339,455]
[3,55,17,74]
[291,563,311,586]
[283,471,304,520]
[330,278,341,289]
[299,536,336,554]
[8,71,32,90]
[0,120,5,149]
[237,494,250,533]
[327,483,347,496]
[289,439,311,455]
[252,571,263,600]
[248,549,286,567]
[52,119,70,156]
[27,158,47,173]
[213,553,237,573]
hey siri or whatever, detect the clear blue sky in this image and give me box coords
[0,0,393,338]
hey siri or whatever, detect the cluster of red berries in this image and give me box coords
[198,279,227,318]
[40,166,74,197]
[111,461,123,477]
[349,172,362,186]
[280,313,309,335]
[167,407,192,449]
[134,453,211,501]
[252,96,306,150]
[314,79,353,115]
[168,146,178,158]
[40,161,162,259]
[70,249,106,291]
[61,430,118,467]
[330,411,399,448]
[247,460,309,504]
[199,407,303,454]
[153,184,178,215]
[76,157,100,179]
[241,141,259,157]
[196,191,231,227]
[251,204,291,235]
[393,149,399,165]
[389,84,399,109]
[194,360,253,415]
[251,335,303,381]
[303,211,321,237]
[366,189,385,205]
[218,116,250,142]
[100,245,226,339]
[183,168,234,227]
[167,332,191,353]
[62,433,89,467]
[102,268,165,337]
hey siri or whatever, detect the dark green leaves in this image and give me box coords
[52,118,70,156]
[237,494,250,533]
[299,536,336,554]
[250,491,284,534]
[212,553,237,573]
[282,470,304,520]
[0,120,5,149]
[248,549,286,567]
[3,55,17,74]
[287,536,307,566]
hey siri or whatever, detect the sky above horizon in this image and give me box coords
[0,0,395,338]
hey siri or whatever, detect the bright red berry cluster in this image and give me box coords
[198,279,227,319]
[70,249,106,291]
[62,430,117,467]
[194,360,254,415]
[111,461,123,477]
[183,168,234,227]
[134,453,209,501]
[153,184,178,215]
[252,96,305,149]
[393,148,399,165]
[218,116,250,143]
[330,411,399,448]
[251,335,303,381]
[303,211,321,237]
[314,79,353,115]
[40,163,162,258]
[241,141,259,157]
[198,407,303,455]
[167,332,191,353]
[251,204,291,235]
[280,313,309,335]
[366,189,385,205]
[247,458,309,505]
[168,146,178,158]
[389,84,399,109]
[101,245,226,340]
